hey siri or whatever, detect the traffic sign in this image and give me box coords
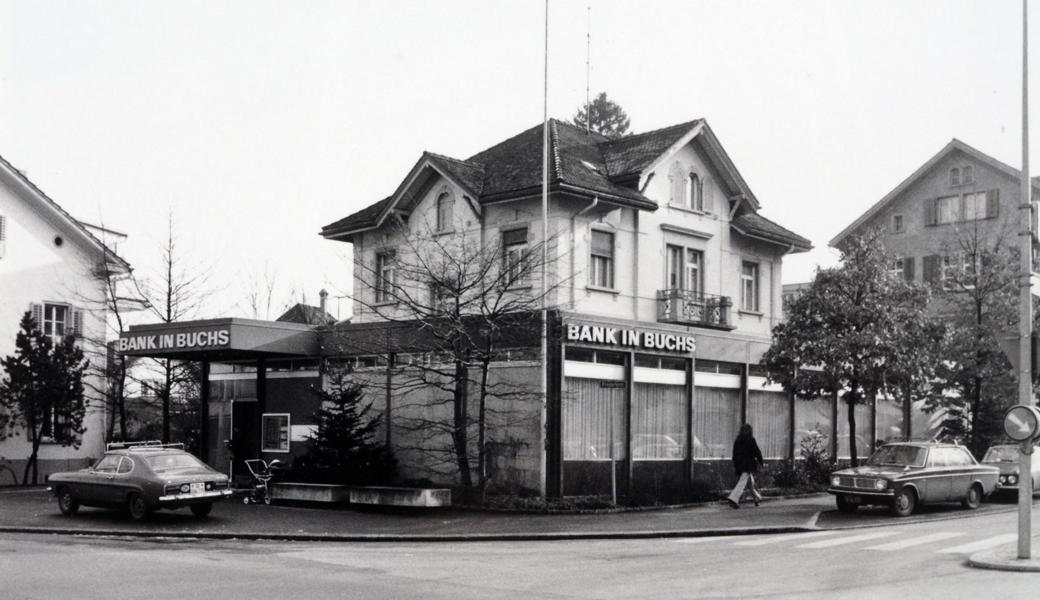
[1004,405,1040,441]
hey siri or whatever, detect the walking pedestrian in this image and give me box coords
[727,423,764,509]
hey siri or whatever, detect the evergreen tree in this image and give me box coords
[295,374,395,485]
[0,311,88,484]
[572,92,631,139]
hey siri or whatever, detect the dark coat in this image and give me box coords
[732,433,764,476]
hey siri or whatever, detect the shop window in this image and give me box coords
[589,230,615,289]
[692,387,740,459]
[836,398,871,459]
[876,397,904,444]
[694,360,743,375]
[794,395,834,455]
[435,190,454,233]
[562,378,626,460]
[635,354,687,370]
[748,392,791,459]
[740,261,759,312]
[261,413,290,452]
[632,383,687,460]
[501,228,529,287]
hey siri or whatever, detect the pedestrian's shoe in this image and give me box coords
[753,492,763,507]
[727,499,740,509]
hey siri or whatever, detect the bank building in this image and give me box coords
[120,118,822,499]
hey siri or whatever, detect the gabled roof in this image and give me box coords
[731,213,812,252]
[321,117,773,240]
[0,153,131,272]
[830,138,1040,247]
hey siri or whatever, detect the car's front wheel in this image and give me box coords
[962,483,983,509]
[892,487,917,517]
[836,495,858,513]
[126,493,148,521]
[56,487,79,516]
[190,502,213,518]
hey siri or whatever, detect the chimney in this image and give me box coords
[319,289,328,315]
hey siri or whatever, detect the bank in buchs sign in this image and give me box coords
[565,323,695,353]
[117,329,230,353]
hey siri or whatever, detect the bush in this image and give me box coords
[799,430,834,485]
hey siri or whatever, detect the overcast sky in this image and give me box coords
[1,1,1034,321]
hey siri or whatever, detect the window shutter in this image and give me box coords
[0,214,6,259]
[72,309,83,338]
[702,178,714,213]
[30,303,43,329]
[501,228,527,246]
[924,199,937,226]
[986,189,999,219]
[923,255,940,284]
[591,230,613,255]
[903,257,915,282]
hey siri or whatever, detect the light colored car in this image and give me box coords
[827,442,998,517]
[980,444,1040,495]
[47,442,232,520]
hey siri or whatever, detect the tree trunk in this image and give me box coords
[162,360,172,443]
[847,384,858,465]
[453,358,472,487]
[477,354,491,502]
[970,376,982,455]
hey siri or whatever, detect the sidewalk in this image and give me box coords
[0,487,831,542]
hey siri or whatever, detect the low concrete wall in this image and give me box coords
[349,486,451,507]
[270,482,350,503]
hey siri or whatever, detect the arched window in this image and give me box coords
[688,172,703,211]
[435,190,454,232]
[950,168,961,186]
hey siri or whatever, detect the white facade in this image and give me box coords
[0,157,128,483]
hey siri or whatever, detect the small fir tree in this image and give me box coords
[295,375,395,485]
[0,311,88,485]
[572,92,631,139]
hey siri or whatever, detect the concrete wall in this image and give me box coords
[0,169,111,484]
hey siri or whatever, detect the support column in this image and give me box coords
[200,361,210,462]
[256,358,267,452]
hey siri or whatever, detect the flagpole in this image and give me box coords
[539,0,550,499]
[1018,0,1033,560]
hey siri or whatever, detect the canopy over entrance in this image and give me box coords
[116,318,320,361]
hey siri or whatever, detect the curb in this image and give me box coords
[0,524,815,543]
[968,546,1040,572]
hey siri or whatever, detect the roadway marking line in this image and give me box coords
[796,530,898,549]
[733,531,843,546]
[936,534,1017,554]
[864,532,966,551]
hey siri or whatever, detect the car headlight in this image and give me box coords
[874,479,887,491]
[1009,475,1019,484]
[831,476,841,487]
[180,483,190,493]
[999,475,1007,484]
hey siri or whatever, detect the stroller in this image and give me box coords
[242,458,283,505]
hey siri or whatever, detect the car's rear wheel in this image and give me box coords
[891,487,916,517]
[836,495,858,513]
[962,483,983,509]
[127,493,148,521]
[190,502,213,518]
[56,487,79,516]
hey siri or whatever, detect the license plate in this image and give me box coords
[189,483,205,495]
[845,495,862,504]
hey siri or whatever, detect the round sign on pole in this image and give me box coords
[1004,405,1040,441]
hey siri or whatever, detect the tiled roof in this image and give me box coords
[425,152,484,197]
[600,119,702,178]
[731,213,813,252]
[320,195,392,238]
[276,303,336,326]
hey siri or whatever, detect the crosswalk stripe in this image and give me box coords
[672,536,730,544]
[797,531,898,549]
[734,531,843,546]
[864,532,966,551]
[936,533,1017,554]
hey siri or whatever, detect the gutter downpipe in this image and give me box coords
[571,196,600,306]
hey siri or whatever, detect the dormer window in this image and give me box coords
[435,190,454,233]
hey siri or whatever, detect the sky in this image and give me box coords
[0,0,1035,322]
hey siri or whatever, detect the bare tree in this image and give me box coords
[236,260,299,320]
[348,219,561,497]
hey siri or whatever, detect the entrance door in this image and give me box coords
[231,399,259,484]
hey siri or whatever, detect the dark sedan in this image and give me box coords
[47,442,232,520]
[827,442,998,517]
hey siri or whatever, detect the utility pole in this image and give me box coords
[1017,0,1033,561]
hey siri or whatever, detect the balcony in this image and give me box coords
[657,289,735,330]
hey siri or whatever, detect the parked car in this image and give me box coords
[47,441,232,520]
[827,441,998,517]
[980,443,1040,496]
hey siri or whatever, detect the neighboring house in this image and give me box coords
[781,282,811,319]
[830,138,1039,288]
[0,154,131,484]
[320,118,812,496]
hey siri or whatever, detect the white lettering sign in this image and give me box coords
[117,329,230,353]
[565,324,695,353]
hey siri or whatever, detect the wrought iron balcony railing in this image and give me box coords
[657,289,734,330]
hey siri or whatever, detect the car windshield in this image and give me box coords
[144,453,207,473]
[866,445,926,467]
[983,447,1020,463]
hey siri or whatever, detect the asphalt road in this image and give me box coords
[2,508,1037,599]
